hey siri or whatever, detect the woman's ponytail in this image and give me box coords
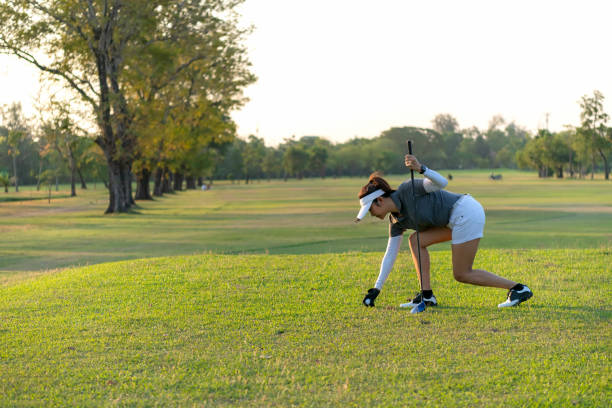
[359,172,395,199]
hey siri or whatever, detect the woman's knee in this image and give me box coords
[453,267,471,283]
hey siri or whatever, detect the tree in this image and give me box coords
[579,90,611,180]
[474,134,492,168]
[488,114,506,131]
[0,102,28,192]
[571,127,590,178]
[456,127,481,169]
[1,0,254,212]
[377,127,432,171]
[1,1,150,210]
[516,134,548,177]
[283,144,309,179]
[261,148,283,180]
[516,130,570,178]
[0,170,9,192]
[243,135,265,184]
[328,140,370,177]
[546,132,571,178]
[41,104,91,197]
[309,145,328,178]
[432,113,459,134]
[214,138,246,184]
[81,142,109,189]
[500,122,530,169]
[287,136,330,178]
[128,4,254,197]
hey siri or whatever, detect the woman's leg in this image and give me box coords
[451,238,516,289]
[408,227,452,290]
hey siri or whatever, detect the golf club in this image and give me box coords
[407,140,426,314]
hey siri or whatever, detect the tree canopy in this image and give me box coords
[0,0,255,212]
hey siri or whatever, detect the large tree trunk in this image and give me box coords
[93,19,134,214]
[162,168,174,194]
[185,175,196,189]
[135,168,153,200]
[100,154,133,214]
[106,160,128,214]
[153,167,164,197]
[173,172,183,191]
[123,162,135,206]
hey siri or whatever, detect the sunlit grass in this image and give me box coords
[1,170,611,282]
[0,249,609,406]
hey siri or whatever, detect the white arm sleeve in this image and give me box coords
[422,168,448,193]
[374,235,403,290]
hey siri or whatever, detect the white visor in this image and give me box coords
[355,189,385,221]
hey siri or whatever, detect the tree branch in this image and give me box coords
[3,45,98,109]
[24,0,90,42]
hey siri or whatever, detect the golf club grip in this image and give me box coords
[407,140,414,180]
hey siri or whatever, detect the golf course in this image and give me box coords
[0,170,610,407]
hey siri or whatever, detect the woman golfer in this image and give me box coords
[355,155,533,309]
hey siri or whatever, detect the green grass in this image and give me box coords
[1,170,611,280]
[0,170,611,406]
[1,250,610,406]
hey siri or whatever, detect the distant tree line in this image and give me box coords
[211,91,611,182]
[212,120,527,182]
[1,91,610,204]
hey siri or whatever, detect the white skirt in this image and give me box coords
[447,194,485,244]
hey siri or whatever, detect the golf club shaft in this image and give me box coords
[407,141,424,298]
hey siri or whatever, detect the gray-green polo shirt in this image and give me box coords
[389,179,463,237]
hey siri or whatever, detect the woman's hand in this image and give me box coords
[362,288,380,307]
[404,154,422,172]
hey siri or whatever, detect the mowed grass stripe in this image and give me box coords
[0,249,609,407]
[1,171,612,277]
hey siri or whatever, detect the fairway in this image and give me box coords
[1,170,611,278]
[1,171,611,406]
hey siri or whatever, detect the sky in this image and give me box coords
[231,0,612,145]
[1,0,611,147]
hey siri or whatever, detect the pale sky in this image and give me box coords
[1,0,611,146]
[232,0,612,145]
